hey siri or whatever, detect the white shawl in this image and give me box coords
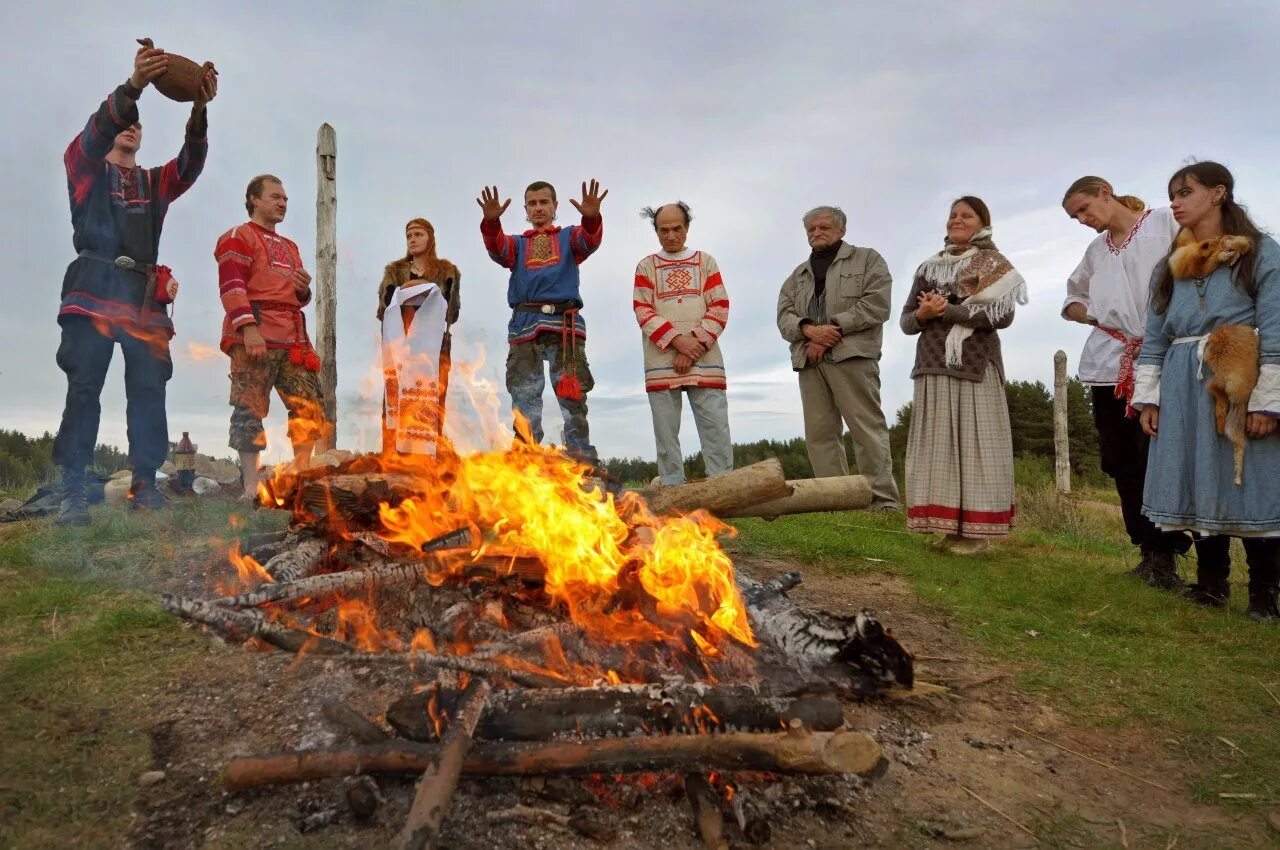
[381,282,448,455]
[920,228,1028,367]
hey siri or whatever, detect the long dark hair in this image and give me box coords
[1151,161,1264,315]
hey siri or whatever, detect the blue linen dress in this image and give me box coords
[1137,236,1280,536]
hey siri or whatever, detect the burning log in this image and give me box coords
[212,560,427,608]
[720,475,872,518]
[161,594,353,655]
[224,723,885,790]
[348,650,567,689]
[300,472,423,518]
[385,683,844,743]
[685,773,729,850]
[397,679,491,850]
[263,536,328,583]
[737,571,914,697]
[637,459,792,517]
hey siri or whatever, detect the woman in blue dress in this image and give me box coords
[1132,161,1279,622]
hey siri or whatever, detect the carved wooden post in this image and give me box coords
[315,123,338,450]
[1053,350,1071,494]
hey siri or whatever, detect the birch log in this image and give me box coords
[1053,350,1071,494]
[315,123,338,450]
[637,459,791,516]
[720,475,872,518]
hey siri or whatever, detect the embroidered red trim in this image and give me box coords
[1105,208,1153,255]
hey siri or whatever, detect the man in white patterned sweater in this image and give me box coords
[633,202,732,485]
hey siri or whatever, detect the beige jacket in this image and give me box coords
[777,241,893,369]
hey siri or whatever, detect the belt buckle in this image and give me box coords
[540,304,554,315]
[114,256,137,270]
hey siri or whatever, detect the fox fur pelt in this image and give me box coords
[1168,229,1253,280]
[1204,324,1260,486]
[1165,230,1260,485]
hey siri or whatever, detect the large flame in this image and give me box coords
[248,338,754,662]
[376,434,754,651]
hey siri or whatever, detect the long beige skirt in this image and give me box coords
[905,363,1015,538]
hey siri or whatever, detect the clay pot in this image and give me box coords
[136,38,216,103]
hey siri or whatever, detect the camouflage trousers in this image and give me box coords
[227,346,325,454]
[505,333,598,465]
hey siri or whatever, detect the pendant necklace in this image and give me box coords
[1193,276,1209,310]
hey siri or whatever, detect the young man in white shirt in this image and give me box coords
[1061,176,1193,590]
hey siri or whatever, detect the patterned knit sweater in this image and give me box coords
[633,249,729,391]
[899,249,1017,382]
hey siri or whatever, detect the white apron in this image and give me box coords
[381,282,447,455]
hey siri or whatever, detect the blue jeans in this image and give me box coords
[52,315,172,475]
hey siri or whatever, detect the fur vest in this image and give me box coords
[377,257,460,322]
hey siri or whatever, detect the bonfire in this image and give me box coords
[161,409,913,848]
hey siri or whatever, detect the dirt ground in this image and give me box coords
[119,550,1271,849]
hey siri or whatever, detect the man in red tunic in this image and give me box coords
[214,175,324,498]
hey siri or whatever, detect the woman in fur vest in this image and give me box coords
[1132,161,1280,622]
[377,218,460,454]
[900,197,1027,554]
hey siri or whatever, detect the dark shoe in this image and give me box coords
[1184,581,1230,608]
[1127,548,1157,582]
[1246,587,1279,623]
[129,479,168,511]
[56,492,91,526]
[1144,550,1185,591]
[55,468,91,526]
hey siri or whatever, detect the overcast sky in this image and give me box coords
[4,1,1278,465]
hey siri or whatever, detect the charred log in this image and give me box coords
[386,683,843,742]
[161,594,353,655]
[737,570,913,696]
[263,536,328,583]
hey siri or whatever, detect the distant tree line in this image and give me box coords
[0,429,130,492]
[605,378,1108,488]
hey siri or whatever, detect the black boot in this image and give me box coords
[1244,540,1279,623]
[1185,540,1231,608]
[129,470,168,511]
[56,467,91,527]
[1144,549,1185,591]
[1127,547,1157,582]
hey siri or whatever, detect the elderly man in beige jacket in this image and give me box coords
[777,205,900,510]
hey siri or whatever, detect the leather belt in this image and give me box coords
[77,249,154,274]
[514,300,579,315]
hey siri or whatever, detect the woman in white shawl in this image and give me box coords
[377,218,459,456]
[900,196,1027,554]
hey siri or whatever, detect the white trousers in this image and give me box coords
[647,386,733,485]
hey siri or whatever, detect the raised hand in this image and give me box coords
[476,186,511,222]
[569,179,608,218]
[194,66,218,109]
[130,41,169,89]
